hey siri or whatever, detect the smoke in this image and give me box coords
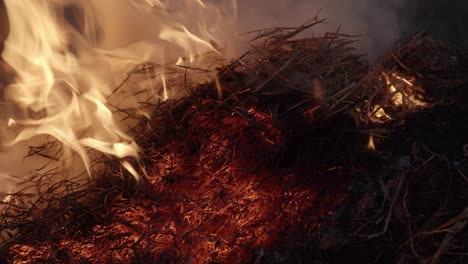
[67,0,408,62]
[228,0,407,61]
[0,0,409,195]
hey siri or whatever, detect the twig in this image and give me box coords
[253,51,301,93]
[431,206,468,264]
[369,172,406,239]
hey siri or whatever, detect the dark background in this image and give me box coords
[399,0,468,46]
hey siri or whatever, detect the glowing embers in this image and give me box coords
[130,101,351,262]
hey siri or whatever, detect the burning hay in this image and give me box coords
[1,20,468,263]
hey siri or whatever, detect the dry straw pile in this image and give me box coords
[1,17,467,263]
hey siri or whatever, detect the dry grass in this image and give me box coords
[0,17,467,263]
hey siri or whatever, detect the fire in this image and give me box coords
[369,71,428,122]
[373,105,390,119]
[382,71,427,108]
[0,0,235,178]
[368,135,376,151]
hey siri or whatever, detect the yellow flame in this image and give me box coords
[159,25,219,63]
[195,0,207,8]
[7,119,16,127]
[0,0,237,179]
[374,106,390,119]
[176,57,185,66]
[368,135,376,151]
[215,76,223,101]
[161,75,169,101]
[121,160,140,181]
[382,71,427,108]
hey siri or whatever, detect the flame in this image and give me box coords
[370,71,428,122]
[7,119,15,127]
[373,105,390,119]
[368,135,376,151]
[382,71,427,108]
[0,0,237,178]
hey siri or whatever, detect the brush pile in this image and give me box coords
[1,17,467,263]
